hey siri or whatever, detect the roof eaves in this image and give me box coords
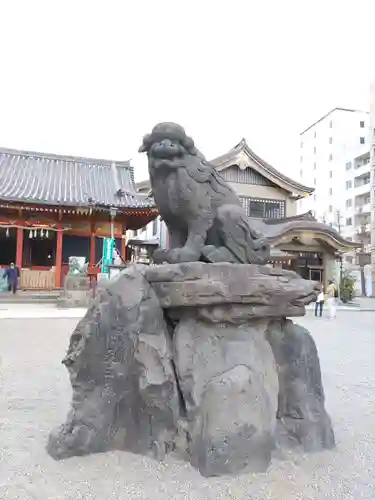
[241,142,314,194]
[0,194,156,210]
[265,223,359,249]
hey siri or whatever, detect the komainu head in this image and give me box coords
[139,122,201,169]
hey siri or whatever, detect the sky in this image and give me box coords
[0,1,374,182]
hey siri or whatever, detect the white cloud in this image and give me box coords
[0,0,373,181]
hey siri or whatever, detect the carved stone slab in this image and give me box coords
[145,263,319,314]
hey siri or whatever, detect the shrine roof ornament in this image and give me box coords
[0,147,155,210]
[210,138,314,198]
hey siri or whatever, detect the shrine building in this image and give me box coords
[0,147,156,290]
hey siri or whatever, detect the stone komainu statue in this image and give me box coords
[139,122,270,265]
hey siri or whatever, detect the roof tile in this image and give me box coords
[0,148,154,209]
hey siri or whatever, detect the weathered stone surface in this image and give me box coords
[266,319,335,451]
[139,122,270,265]
[47,266,180,460]
[173,316,279,476]
[145,262,319,313]
[48,261,333,478]
[58,275,92,309]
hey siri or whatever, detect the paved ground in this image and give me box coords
[1,311,375,499]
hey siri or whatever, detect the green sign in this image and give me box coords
[101,237,114,273]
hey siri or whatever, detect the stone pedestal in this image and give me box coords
[58,275,92,309]
[48,263,334,477]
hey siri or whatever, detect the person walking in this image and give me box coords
[326,280,337,319]
[4,262,20,295]
[315,286,325,317]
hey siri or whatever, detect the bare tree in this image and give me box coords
[335,209,342,235]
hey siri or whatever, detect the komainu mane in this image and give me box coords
[139,122,270,265]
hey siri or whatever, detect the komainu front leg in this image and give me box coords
[154,218,212,264]
[153,226,186,264]
[169,215,213,263]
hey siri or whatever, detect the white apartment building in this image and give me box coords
[298,108,370,242]
[370,83,375,272]
[125,215,168,248]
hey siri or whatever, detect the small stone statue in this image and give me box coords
[139,122,270,265]
[68,256,88,276]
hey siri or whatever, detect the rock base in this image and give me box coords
[47,263,334,477]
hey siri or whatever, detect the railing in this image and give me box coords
[355,203,371,214]
[353,180,371,195]
[355,223,371,234]
[20,269,56,290]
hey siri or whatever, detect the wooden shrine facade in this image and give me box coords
[0,147,157,289]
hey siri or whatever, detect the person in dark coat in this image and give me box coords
[5,262,20,294]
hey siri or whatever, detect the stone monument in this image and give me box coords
[58,257,91,309]
[47,123,335,477]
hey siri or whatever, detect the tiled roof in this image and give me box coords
[211,139,314,196]
[248,213,358,249]
[0,147,155,210]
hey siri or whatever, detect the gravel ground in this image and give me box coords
[1,311,375,500]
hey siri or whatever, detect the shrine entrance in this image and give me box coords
[287,251,324,283]
[0,227,17,266]
[23,231,57,268]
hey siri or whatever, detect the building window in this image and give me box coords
[345,161,352,170]
[329,170,332,178]
[329,120,333,128]
[239,197,285,219]
[300,141,303,148]
[300,156,303,163]
[314,131,317,138]
[360,136,365,144]
[346,217,352,226]
[329,205,332,212]
[329,137,333,144]
[329,153,333,161]
[152,217,158,236]
[329,188,332,195]
[313,162,316,170]
[346,199,352,208]
[360,121,365,128]
[134,229,138,237]
[346,180,352,189]
[313,194,316,201]
[313,146,316,154]
[300,168,303,177]
[313,178,316,185]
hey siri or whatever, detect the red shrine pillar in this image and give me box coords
[55,224,63,288]
[90,234,96,266]
[121,222,126,262]
[16,227,24,269]
[90,223,96,266]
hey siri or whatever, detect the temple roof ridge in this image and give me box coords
[210,139,314,198]
[0,146,132,169]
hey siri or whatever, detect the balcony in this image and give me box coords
[353,180,371,196]
[355,223,371,234]
[353,160,371,177]
[355,203,371,215]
